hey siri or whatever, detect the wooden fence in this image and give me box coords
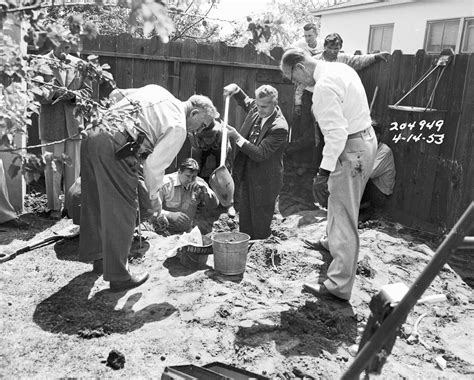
[80,36,473,232]
[81,34,294,169]
[358,50,474,232]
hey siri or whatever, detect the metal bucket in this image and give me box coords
[211,232,250,275]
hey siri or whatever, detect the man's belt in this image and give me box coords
[115,129,146,160]
[348,126,373,140]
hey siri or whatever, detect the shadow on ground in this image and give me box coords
[163,255,211,277]
[235,299,357,358]
[33,272,176,335]
[0,214,58,245]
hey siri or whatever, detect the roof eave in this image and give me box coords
[312,0,418,16]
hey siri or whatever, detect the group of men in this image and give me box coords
[3,24,396,301]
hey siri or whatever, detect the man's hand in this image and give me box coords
[226,125,240,140]
[375,52,390,62]
[166,211,191,230]
[187,181,205,195]
[313,169,330,208]
[294,104,302,116]
[223,83,240,97]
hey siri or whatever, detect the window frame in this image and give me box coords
[367,23,394,53]
[460,17,474,54]
[424,18,463,54]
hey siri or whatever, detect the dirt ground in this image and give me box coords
[1,175,473,379]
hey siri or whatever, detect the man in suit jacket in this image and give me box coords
[224,83,288,239]
[38,39,92,219]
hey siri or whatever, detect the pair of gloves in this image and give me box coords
[313,168,331,208]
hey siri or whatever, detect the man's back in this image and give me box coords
[371,143,396,195]
[313,61,371,131]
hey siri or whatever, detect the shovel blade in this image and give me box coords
[209,165,234,207]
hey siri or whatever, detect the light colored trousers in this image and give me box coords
[78,128,139,282]
[42,138,81,212]
[323,129,377,300]
[0,158,17,223]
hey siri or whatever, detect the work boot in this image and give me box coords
[109,272,149,292]
[92,259,103,274]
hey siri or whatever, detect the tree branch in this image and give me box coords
[171,1,215,42]
[0,134,82,153]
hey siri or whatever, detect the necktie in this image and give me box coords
[249,116,262,144]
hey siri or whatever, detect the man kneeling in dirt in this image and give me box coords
[152,158,219,234]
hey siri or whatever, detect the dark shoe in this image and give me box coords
[49,210,62,220]
[1,218,30,229]
[109,272,149,292]
[92,259,103,274]
[302,239,329,252]
[303,283,348,302]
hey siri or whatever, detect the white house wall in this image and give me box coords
[317,0,474,54]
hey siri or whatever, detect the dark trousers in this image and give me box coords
[78,128,139,282]
[238,177,275,239]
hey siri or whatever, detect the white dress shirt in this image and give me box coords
[312,61,372,172]
[109,85,187,199]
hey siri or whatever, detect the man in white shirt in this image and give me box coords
[78,85,219,292]
[280,48,377,301]
[291,23,319,55]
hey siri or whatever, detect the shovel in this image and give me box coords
[209,96,234,207]
[0,224,80,263]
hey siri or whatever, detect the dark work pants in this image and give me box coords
[78,128,139,282]
[238,177,275,240]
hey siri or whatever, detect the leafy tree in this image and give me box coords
[0,0,172,182]
[223,0,332,54]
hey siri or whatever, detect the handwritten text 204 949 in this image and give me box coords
[390,119,445,144]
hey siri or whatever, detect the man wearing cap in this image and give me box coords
[153,158,219,233]
[280,48,377,301]
[78,85,219,292]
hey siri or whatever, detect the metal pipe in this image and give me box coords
[341,202,474,380]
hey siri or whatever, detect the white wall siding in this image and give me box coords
[317,0,474,54]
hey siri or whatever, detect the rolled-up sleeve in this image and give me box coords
[313,83,348,172]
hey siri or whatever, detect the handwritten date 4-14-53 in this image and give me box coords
[392,133,444,144]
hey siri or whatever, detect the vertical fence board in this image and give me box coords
[195,43,214,97]
[168,41,183,98]
[429,55,468,229]
[95,35,117,98]
[131,37,151,88]
[176,39,198,165]
[452,54,474,227]
[149,37,170,87]
[211,42,227,116]
[115,34,134,89]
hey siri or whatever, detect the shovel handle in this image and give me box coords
[0,235,62,264]
[220,96,230,167]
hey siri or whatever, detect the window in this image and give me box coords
[425,19,460,53]
[461,18,474,53]
[368,24,394,53]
